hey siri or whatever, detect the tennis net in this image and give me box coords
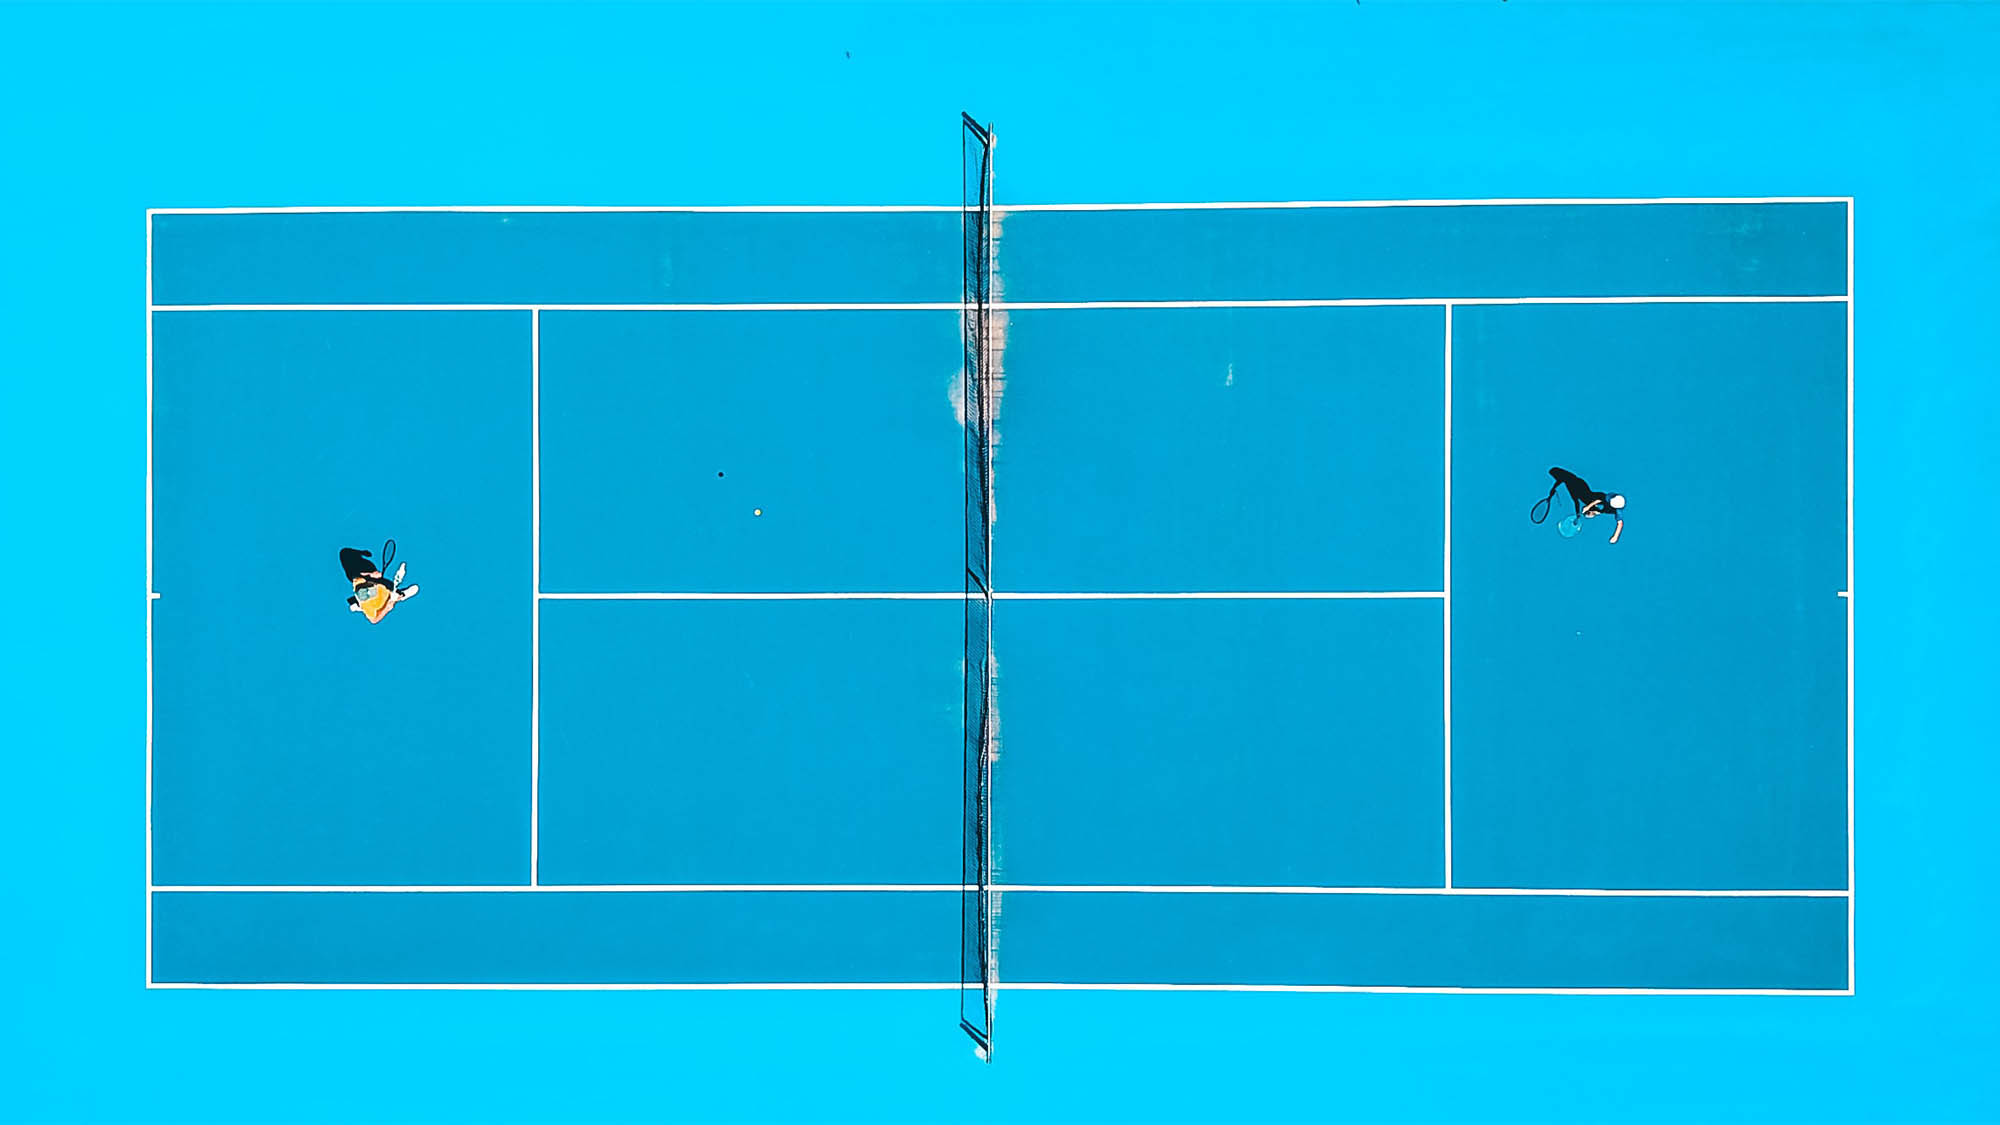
[959,110,996,1062]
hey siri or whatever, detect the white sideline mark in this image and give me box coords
[999,885,1849,898]
[149,302,958,313]
[540,591,961,602]
[1846,197,1855,993]
[1443,303,1454,889]
[999,983,1852,996]
[530,310,541,887]
[153,884,965,894]
[1000,590,1443,601]
[150,884,1849,897]
[998,197,1854,211]
[147,981,964,991]
[149,205,965,215]
[145,208,155,988]
[537,591,1446,602]
[143,981,1853,995]
[145,197,1852,217]
[148,295,1847,314]
[997,295,1849,309]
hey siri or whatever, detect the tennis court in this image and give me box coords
[146,124,1851,1058]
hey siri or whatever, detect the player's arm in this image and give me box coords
[1608,515,1623,544]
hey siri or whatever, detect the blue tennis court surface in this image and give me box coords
[16,1,2000,1119]
[148,197,1851,1008]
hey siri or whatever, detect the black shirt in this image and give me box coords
[1548,467,1607,512]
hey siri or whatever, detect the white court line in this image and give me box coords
[998,591,1442,601]
[1847,198,1856,992]
[152,884,966,894]
[530,310,541,887]
[998,197,1855,211]
[144,197,1852,216]
[148,205,965,215]
[149,884,1849,897]
[142,981,1852,995]
[999,296,1849,309]
[147,296,1849,314]
[996,885,1849,897]
[541,591,962,601]
[148,302,959,313]
[538,591,1447,601]
[147,981,964,991]
[996,983,1852,996]
[1443,303,1454,889]
[145,210,155,988]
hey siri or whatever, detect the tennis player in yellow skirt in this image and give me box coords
[341,543,420,623]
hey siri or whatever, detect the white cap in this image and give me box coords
[1608,494,1626,510]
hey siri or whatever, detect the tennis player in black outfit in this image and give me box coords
[1540,466,1625,544]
